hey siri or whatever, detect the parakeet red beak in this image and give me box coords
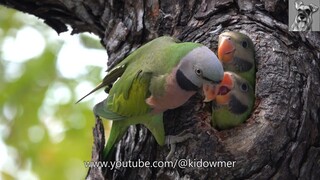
[216,72,233,105]
[218,36,236,63]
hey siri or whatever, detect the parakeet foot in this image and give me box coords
[165,131,194,161]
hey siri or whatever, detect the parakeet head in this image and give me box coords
[215,72,254,114]
[217,31,254,72]
[176,46,224,98]
[209,72,255,130]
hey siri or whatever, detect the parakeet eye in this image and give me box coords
[240,83,248,92]
[242,41,248,48]
[195,68,202,76]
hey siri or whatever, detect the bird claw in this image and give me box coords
[165,131,194,161]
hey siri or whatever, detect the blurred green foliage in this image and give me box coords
[0,6,107,180]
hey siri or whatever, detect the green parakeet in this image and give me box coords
[78,36,224,158]
[217,31,255,87]
[205,72,254,130]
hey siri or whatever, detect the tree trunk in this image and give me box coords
[2,0,319,179]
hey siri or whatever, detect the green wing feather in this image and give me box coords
[76,64,126,103]
[104,71,152,117]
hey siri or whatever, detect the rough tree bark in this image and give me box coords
[1,0,319,179]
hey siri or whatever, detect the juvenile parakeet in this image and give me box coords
[205,72,254,130]
[217,31,255,87]
[78,36,224,158]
